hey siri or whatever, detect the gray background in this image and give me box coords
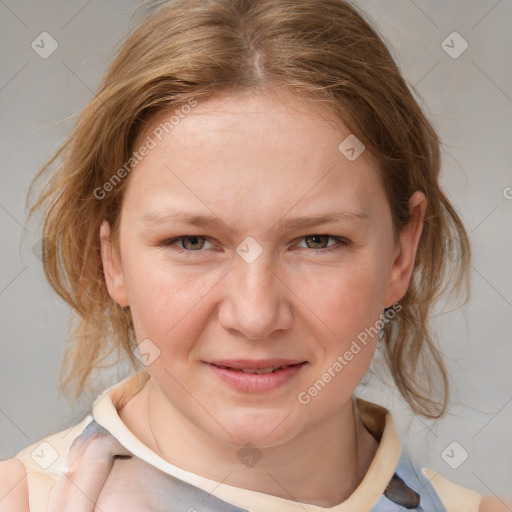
[1,0,511,501]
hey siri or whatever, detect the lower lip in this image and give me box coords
[207,362,307,392]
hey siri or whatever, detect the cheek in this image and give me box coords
[301,258,387,334]
[297,265,383,407]
[122,251,226,342]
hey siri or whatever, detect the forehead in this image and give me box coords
[124,90,386,225]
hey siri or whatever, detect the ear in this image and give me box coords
[99,219,129,307]
[384,190,427,307]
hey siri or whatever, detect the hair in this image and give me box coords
[26,0,470,418]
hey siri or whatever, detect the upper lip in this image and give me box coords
[207,359,307,370]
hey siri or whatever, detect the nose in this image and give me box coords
[217,251,294,340]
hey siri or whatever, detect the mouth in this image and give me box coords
[206,359,308,392]
[211,363,301,374]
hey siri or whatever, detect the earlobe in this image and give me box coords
[384,191,427,307]
[99,219,129,307]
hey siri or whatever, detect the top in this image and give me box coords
[13,371,482,511]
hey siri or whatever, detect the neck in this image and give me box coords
[138,379,378,507]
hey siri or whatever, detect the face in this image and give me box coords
[100,89,425,448]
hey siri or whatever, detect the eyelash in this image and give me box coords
[161,235,351,255]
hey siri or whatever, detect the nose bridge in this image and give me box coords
[233,245,278,307]
[219,245,292,338]
[232,235,278,296]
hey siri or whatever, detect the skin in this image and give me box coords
[99,88,427,506]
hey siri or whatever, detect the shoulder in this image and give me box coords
[381,450,481,511]
[422,467,512,512]
[380,454,510,512]
[422,467,481,511]
[0,458,29,511]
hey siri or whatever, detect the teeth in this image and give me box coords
[242,366,286,374]
[220,365,291,374]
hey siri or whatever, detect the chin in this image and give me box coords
[208,406,302,448]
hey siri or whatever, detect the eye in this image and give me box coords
[161,234,351,254]
[163,235,214,251]
[295,234,351,252]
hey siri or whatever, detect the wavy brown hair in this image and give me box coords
[26,0,470,417]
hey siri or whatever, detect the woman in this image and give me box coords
[1,0,509,510]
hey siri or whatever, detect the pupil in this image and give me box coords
[308,235,325,248]
[185,236,202,249]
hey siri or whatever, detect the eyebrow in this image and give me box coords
[142,209,369,231]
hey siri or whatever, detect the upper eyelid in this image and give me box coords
[165,234,350,249]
